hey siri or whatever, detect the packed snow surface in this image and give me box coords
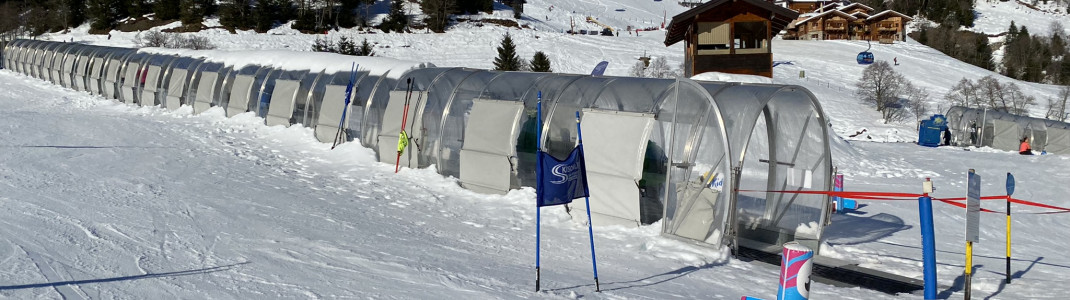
[4,0,1070,298]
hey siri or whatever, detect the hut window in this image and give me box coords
[696,22,730,54]
[734,21,769,54]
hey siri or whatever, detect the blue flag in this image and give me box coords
[536,147,590,207]
[590,61,609,76]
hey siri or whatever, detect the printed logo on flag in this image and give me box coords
[537,147,589,207]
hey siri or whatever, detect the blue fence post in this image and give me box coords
[919,179,937,299]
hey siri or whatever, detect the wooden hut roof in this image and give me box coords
[664,0,801,46]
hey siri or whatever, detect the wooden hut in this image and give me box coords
[664,0,799,78]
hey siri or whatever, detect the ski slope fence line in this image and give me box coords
[737,189,1070,214]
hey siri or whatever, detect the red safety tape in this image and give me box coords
[1009,198,1070,212]
[736,189,923,200]
[936,199,1001,213]
[740,189,1070,214]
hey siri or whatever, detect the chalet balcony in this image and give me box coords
[825,24,847,31]
[878,26,899,32]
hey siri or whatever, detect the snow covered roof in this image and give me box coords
[851,11,871,18]
[837,3,875,13]
[795,9,858,24]
[816,3,841,12]
[867,10,914,21]
[139,48,433,79]
[665,0,800,46]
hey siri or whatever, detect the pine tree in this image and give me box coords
[180,0,206,26]
[155,0,181,20]
[65,0,87,28]
[219,0,250,30]
[312,36,334,52]
[493,33,522,71]
[127,0,151,18]
[337,36,357,55]
[1007,21,1019,44]
[381,0,408,33]
[359,38,375,56]
[87,0,122,31]
[421,0,455,33]
[338,0,359,29]
[529,51,551,72]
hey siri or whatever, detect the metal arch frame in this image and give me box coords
[431,69,506,172]
[157,56,201,110]
[58,44,89,88]
[250,67,284,116]
[116,52,150,104]
[183,60,221,109]
[86,47,114,95]
[534,75,587,153]
[140,54,181,107]
[655,79,735,247]
[311,68,372,141]
[717,83,832,252]
[357,70,396,149]
[292,69,328,126]
[101,50,136,99]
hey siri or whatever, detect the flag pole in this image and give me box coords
[535,91,543,292]
[331,62,358,150]
[575,110,600,292]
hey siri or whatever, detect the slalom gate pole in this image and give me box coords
[1005,194,1012,284]
[535,92,543,292]
[919,178,938,300]
[331,63,357,150]
[575,110,600,292]
[966,240,973,300]
[395,78,413,173]
[1006,172,1014,284]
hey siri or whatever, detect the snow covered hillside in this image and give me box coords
[2,0,1069,298]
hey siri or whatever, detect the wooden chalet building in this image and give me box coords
[783,2,912,43]
[664,0,799,78]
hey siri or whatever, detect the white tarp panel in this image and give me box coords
[266,80,302,127]
[164,69,189,110]
[1046,127,1070,155]
[60,55,77,88]
[227,75,257,117]
[991,119,1021,152]
[377,90,425,168]
[103,58,123,99]
[314,85,353,143]
[120,63,141,104]
[193,72,219,114]
[88,57,105,94]
[571,110,655,227]
[141,65,164,106]
[459,100,524,194]
[74,55,91,91]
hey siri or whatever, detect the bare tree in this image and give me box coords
[1003,82,1037,115]
[855,60,910,123]
[905,82,931,120]
[976,75,1004,110]
[1046,85,1070,121]
[944,77,978,109]
[629,61,647,78]
[134,30,170,47]
[647,56,675,79]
